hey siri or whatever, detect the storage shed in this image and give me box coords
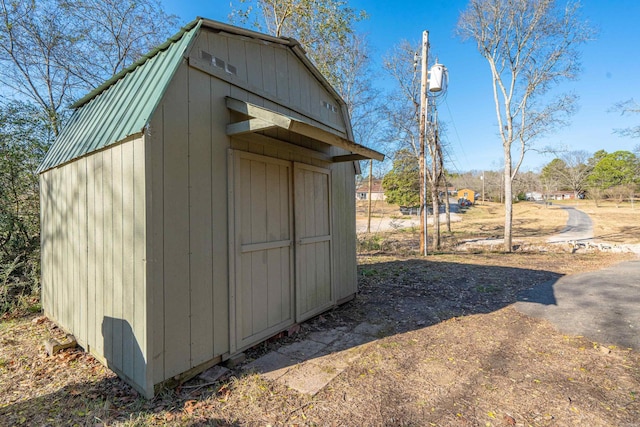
[37,18,384,398]
[457,188,476,204]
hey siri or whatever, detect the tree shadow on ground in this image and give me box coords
[1,257,562,425]
[238,256,563,383]
[0,362,233,426]
[337,257,561,335]
[594,225,640,243]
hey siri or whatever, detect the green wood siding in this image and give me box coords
[147,63,231,385]
[40,136,148,395]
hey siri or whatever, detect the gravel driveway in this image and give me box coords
[356,213,461,233]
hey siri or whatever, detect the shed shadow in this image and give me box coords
[101,316,148,397]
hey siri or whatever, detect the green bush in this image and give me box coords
[0,102,50,316]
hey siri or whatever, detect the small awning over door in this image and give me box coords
[225,97,385,162]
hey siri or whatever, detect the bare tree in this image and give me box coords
[0,0,76,135]
[229,0,366,91]
[60,0,179,88]
[611,98,640,138]
[0,0,178,135]
[541,150,592,200]
[331,34,384,147]
[514,170,542,200]
[457,0,592,251]
[426,103,445,249]
[382,41,421,158]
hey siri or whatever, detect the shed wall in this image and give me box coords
[147,61,231,385]
[146,29,358,386]
[40,136,148,395]
[331,161,358,301]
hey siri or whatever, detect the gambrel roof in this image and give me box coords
[38,18,383,174]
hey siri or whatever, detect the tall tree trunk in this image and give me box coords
[504,149,513,252]
[443,185,451,233]
[366,160,372,233]
[419,142,426,253]
[439,144,451,232]
[431,186,440,250]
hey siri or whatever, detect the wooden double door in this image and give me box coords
[230,151,332,352]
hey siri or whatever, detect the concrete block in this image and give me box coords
[277,339,326,361]
[224,352,246,368]
[279,360,344,395]
[243,351,297,381]
[352,322,384,337]
[198,365,231,383]
[308,329,343,345]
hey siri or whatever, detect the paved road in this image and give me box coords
[359,202,640,350]
[516,259,640,350]
[546,206,593,243]
[518,205,639,350]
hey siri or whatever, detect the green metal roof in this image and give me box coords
[37,19,202,173]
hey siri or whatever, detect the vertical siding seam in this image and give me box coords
[132,141,137,383]
[209,75,215,352]
[119,146,125,370]
[106,151,112,361]
[84,160,90,351]
[161,105,166,380]
[187,67,193,367]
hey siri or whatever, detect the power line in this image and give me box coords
[443,97,471,172]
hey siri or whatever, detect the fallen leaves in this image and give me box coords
[1,249,640,425]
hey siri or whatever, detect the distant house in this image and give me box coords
[526,191,544,201]
[443,186,457,197]
[548,191,575,200]
[356,179,386,201]
[457,188,476,204]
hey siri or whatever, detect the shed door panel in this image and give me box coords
[294,163,333,322]
[232,152,294,351]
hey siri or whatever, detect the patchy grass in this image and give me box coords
[1,201,639,425]
[443,201,569,242]
[1,247,639,425]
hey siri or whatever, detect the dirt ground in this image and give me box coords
[1,245,639,426]
[1,201,639,426]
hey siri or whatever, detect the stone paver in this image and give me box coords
[276,339,326,360]
[278,360,344,395]
[198,365,231,383]
[243,351,298,381]
[307,329,343,345]
[352,322,385,337]
[242,322,382,395]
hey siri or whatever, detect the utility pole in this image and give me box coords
[417,31,447,255]
[418,30,429,256]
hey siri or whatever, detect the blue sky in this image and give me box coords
[162,0,640,173]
